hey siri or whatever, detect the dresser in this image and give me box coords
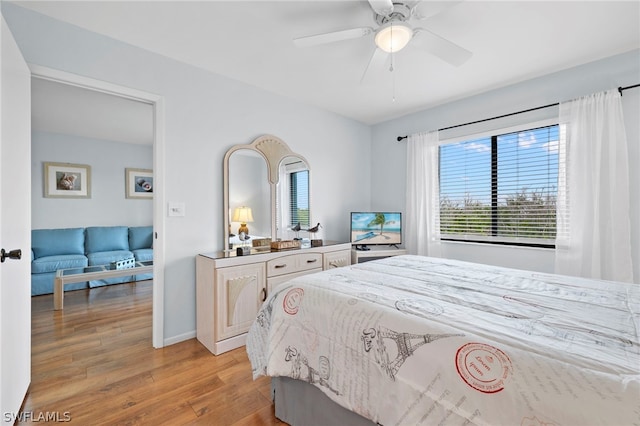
[196,241,351,355]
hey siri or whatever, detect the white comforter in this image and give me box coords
[247,255,640,426]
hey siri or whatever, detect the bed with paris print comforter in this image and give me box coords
[246,255,639,426]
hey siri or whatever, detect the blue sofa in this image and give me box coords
[31,226,153,296]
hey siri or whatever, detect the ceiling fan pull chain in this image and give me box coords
[391,52,396,103]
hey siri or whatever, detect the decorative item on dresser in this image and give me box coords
[196,241,351,355]
[306,222,323,247]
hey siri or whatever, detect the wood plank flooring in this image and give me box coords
[24,280,286,425]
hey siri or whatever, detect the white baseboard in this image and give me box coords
[213,333,247,355]
[162,330,247,354]
[163,330,196,347]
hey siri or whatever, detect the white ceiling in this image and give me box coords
[31,77,154,145]
[22,0,640,141]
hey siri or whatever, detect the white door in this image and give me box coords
[0,14,32,424]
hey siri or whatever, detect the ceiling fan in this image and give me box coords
[293,0,472,82]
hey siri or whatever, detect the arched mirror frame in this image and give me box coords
[223,134,310,253]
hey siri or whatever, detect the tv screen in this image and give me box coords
[350,212,402,248]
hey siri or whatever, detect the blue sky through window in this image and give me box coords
[294,170,309,209]
[440,125,559,205]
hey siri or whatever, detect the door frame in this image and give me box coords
[29,64,166,348]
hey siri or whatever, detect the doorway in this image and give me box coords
[30,65,165,347]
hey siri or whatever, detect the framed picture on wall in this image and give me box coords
[44,162,91,198]
[125,168,153,199]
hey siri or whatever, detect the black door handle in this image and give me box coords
[1,249,22,263]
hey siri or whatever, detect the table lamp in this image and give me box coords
[232,206,254,235]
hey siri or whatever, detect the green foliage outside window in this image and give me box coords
[440,188,557,239]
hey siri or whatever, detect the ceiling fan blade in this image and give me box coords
[413,28,472,66]
[368,0,394,16]
[293,27,374,48]
[413,1,464,20]
[360,47,389,84]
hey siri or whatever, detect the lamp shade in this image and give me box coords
[232,206,254,223]
[375,23,413,53]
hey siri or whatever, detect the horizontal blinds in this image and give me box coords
[439,124,560,244]
[496,126,558,240]
[440,137,492,236]
[289,170,309,228]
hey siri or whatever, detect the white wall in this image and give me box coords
[31,131,153,229]
[371,49,640,282]
[3,3,371,343]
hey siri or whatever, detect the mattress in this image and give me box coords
[246,255,640,425]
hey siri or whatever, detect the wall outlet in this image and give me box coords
[168,202,185,217]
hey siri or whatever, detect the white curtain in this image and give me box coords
[405,130,441,257]
[556,89,634,283]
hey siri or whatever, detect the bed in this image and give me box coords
[246,255,640,425]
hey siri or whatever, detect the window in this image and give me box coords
[289,169,309,228]
[277,159,310,234]
[439,124,559,247]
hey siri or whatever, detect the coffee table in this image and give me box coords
[54,260,153,310]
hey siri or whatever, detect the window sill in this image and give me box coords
[439,238,555,250]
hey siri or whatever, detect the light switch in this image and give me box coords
[168,202,186,217]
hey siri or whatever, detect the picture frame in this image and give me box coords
[44,162,91,198]
[125,168,153,199]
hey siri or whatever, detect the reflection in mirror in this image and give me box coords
[277,156,310,241]
[228,149,270,248]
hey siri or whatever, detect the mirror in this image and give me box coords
[223,135,310,253]
[228,149,270,243]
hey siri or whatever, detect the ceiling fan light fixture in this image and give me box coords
[375,23,413,53]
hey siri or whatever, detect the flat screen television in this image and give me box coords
[350,212,402,250]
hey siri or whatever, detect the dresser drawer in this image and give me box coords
[266,252,323,277]
[267,268,322,293]
[324,249,351,269]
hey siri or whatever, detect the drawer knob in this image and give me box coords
[275,264,287,269]
[306,259,318,263]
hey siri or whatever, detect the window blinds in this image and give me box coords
[439,124,560,246]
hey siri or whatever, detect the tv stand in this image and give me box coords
[351,246,407,264]
[355,245,371,251]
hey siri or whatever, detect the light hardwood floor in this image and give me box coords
[25,280,286,425]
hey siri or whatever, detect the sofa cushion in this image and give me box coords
[31,254,88,274]
[32,228,85,258]
[32,272,87,296]
[85,226,129,254]
[129,226,153,250]
[132,248,153,262]
[87,250,134,266]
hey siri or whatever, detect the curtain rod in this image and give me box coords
[397,83,640,142]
